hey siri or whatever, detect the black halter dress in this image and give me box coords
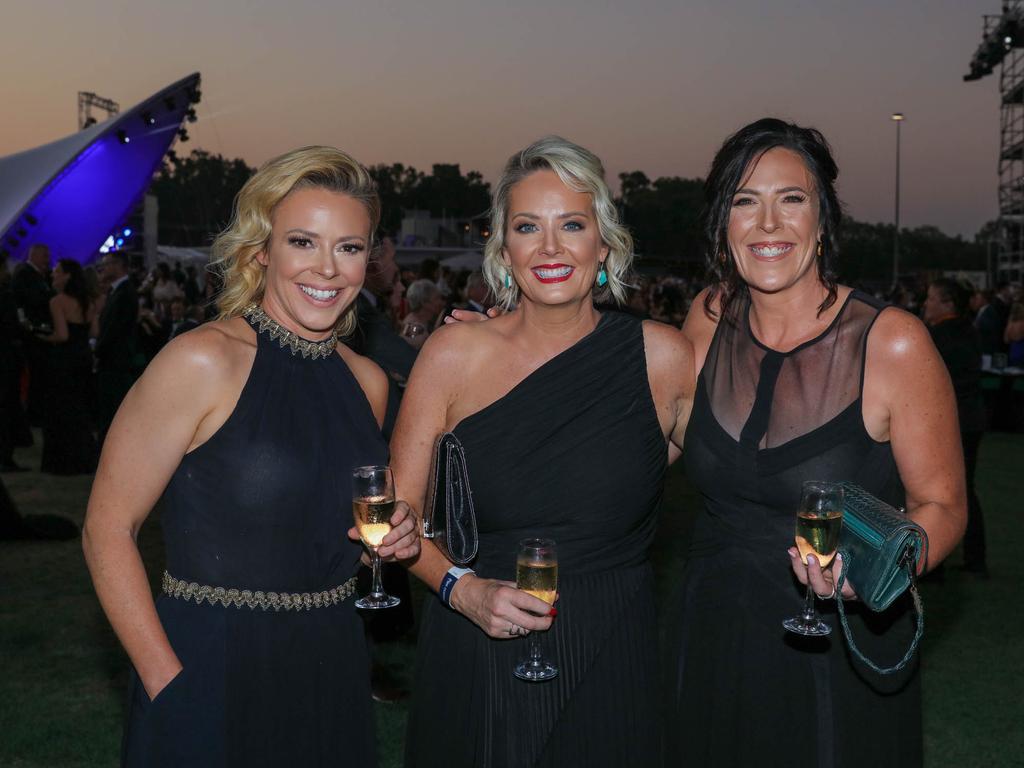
[405,311,667,768]
[121,316,386,767]
[665,290,922,767]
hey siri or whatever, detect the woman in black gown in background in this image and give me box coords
[395,136,694,768]
[666,119,967,767]
[83,146,420,767]
[37,259,98,474]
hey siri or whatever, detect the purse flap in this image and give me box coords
[425,432,477,565]
[838,483,927,612]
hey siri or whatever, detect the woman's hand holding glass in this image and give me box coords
[788,547,859,601]
[448,574,554,640]
[347,499,421,564]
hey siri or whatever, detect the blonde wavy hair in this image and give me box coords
[482,136,633,308]
[212,146,380,336]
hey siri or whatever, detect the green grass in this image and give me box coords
[1,433,1021,767]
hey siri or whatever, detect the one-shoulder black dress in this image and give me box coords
[405,311,667,768]
[665,290,922,767]
[121,316,386,767]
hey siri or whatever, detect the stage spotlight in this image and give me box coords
[178,128,189,142]
[25,214,38,226]
[17,228,26,237]
[123,228,132,237]
[142,111,156,126]
[188,87,202,104]
[117,129,130,144]
[164,96,176,111]
[115,237,124,247]
[185,107,197,123]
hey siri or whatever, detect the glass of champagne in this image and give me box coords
[352,465,401,610]
[513,538,558,682]
[783,481,844,636]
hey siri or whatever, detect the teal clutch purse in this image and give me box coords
[834,483,928,675]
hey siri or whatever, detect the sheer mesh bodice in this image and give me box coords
[703,290,876,449]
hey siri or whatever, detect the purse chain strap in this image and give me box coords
[834,547,925,675]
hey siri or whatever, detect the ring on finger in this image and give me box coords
[819,583,837,600]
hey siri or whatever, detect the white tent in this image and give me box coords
[0,73,200,265]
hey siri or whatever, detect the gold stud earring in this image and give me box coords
[817,241,823,257]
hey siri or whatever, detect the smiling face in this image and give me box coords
[256,186,371,339]
[727,147,822,297]
[503,170,609,309]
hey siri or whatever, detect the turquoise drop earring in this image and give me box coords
[504,269,512,289]
[596,264,608,287]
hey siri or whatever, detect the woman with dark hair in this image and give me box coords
[666,118,966,766]
[36,258,99,474]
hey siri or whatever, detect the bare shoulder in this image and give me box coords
[337,344,388,399]
[642,319,694,364]
[866,305,936,368]
[417,315,503,370]
[642,318,695,393]
[144,318,254,387]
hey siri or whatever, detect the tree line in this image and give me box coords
[151,150,987,281]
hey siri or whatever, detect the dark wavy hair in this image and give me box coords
[701,118,842,320]
[929,276,971,317]
[57,258,95,316]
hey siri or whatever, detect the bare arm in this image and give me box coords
[391,325,554,638]
[642,320,695,464]
[82,327,240,700]
[870,309,967,571]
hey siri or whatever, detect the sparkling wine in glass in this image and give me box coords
[352,465,401,610]
[513,538,558,682]
[783,481,844,636]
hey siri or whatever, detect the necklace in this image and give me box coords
[242,304,339,360]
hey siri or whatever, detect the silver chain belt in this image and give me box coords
[162,571,358,611]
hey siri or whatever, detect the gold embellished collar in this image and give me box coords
[242,304,339,360]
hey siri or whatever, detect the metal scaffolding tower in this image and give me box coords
[965,1,1024,283]
[77,91,119,131]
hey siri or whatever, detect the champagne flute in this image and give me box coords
[783,481,844,636]
[513,538,558,682]
[352,465,401,610]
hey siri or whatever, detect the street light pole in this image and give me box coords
[891,112,904,289]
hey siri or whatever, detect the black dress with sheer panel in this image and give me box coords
[405,311,667,768]
[665,290,922,767]
[121,315,386,768]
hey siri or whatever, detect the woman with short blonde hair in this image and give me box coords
[395,136,694,766]
[84,145,418,766]
[482,135,634,308]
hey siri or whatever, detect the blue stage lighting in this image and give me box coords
[123,227,132,237]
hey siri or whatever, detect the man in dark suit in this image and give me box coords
[95,252,138,442]
[12,244,54,425]
[1,262,31,470]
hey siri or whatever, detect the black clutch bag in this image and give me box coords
[834,483,928,675]
[422,432,478,566]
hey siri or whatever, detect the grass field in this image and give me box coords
[1,433,1020,767]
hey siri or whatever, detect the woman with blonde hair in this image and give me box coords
[395,136,694,767]
[83,145,420,766]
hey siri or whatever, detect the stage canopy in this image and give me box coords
[0,72,200,266]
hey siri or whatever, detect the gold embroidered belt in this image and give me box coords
[162,571,358,611]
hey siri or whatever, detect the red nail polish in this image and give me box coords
[548,607,558,617]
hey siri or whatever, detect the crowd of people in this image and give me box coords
[0,247,214,474]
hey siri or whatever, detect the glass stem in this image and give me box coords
[370,551,385,598]
[802,582,817,621]
[528,631,542,665]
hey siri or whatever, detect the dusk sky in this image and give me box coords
[0,0,1003,238]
